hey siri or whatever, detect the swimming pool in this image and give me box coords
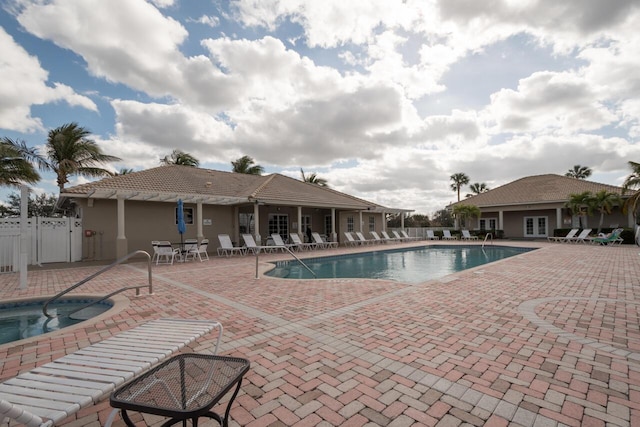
[0,297,113,346]
[267,245,535,283]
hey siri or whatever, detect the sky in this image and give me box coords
[1,0,639,217]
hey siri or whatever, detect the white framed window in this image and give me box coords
[479,218,497,230]
[347,216,354,232]
[369,216,375,232]
[524,216,547,237]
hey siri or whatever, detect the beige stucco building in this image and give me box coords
[448,174,633,239]
[61,165,411,260]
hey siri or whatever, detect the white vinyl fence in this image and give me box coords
[0,217,82,273]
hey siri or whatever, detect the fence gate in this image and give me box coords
[37,217,82,263]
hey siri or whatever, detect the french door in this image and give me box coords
[524,216,547,238]
[268,214,289,240]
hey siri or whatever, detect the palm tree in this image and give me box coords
[160,150,199,167]
[622,160,640,224]
[0,137,42,187]
[565,165,592,179]
[300,168,328,187]
[40,123,121,192]
[590,190,622,234]
[466,182,489,198]
[450,173,470,202]
[231,155,264,175]
[566,191,593,228]
[452,204,481,229]
[116,168,135,175]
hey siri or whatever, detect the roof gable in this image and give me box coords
[61,165,384,209]
[452,174,625,208]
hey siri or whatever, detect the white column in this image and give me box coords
[382,211,386,231]
[297,206,302,234]
[400,213,404,229]
[556,207,562,230]
[331,208,336,242]
[116,196,127,258]
[19,185,28,289]
[196,202,203,241]
[359,211,363,232]
[254,202,261,244]
[498,210,504,230]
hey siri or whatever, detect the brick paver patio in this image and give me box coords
[1,240,639,426]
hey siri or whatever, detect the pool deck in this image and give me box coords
[0,240,639,426]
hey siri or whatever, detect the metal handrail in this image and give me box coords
[254,246,316,279]
[43,250,153,318]
[482,233,493,248]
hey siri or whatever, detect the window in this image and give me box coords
[347,216,354,232]
[301,215,311,232]
[176,207,194,225]
[268,214,289,240]
[324,215,332,235]
[369,216,375,232]
[239,213,254,235]
[479,218,497,230]
[524,216,547,237]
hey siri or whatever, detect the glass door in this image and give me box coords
[524,216,547,237]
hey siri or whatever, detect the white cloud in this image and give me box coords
[0,27,96,132]
[484,71,617,134]
[16,0,189,98]
[2,0,639,215]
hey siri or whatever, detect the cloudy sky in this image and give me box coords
[1,0,639,216]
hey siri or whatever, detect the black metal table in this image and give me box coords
[110,354,250,427]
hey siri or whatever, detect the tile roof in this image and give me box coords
[451,174,625,208]
[61,165,386,210]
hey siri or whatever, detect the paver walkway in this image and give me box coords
[1,241,639,426]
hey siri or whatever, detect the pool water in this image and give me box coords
[0,298,113,345]
[267,245,535,283]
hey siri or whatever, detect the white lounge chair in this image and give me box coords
[187,238,210,261]
[313,232,338,248]
[442,230,457,240]
[567,228,592,244]
[370,231,387,244]
[290,233,317,250]
[343,232,360,247]
[242,234,273,254]
[0,319,222,427]
[400,230,419,241]
[426,230,439,240]
[381,231,400,242]
[271,233,297,252]
[392,231,409,242]
[355,231,375,245]
[217,234,246,257]
[461,230,479,240]
[155,241,182,264]
[547,228,579,243]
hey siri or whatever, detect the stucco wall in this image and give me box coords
[78,199,237,260]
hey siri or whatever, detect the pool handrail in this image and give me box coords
[482,233,493,248]
[42,250,153,318]
[253,245,316,279]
